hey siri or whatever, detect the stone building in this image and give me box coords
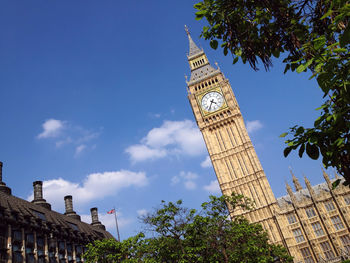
[0,161,113,263]
[184,27,350,263]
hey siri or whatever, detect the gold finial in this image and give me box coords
[184,25,190,35]
[184,74,188,81]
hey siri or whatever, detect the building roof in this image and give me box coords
[277,178,342,209]
[0,188,113,240]
[185,25,203,58]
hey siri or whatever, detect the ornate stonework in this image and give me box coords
[185,29,350,263]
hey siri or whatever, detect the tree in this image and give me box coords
[194,0,350,186]
[83,193,292,262]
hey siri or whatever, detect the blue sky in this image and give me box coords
[0,0,332,239]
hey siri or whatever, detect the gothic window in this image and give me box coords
[311,222,325,237]
[320,241,335,260]
[292,228,305,243]
[287,213,297,224]
[331,215,345,230]
[340,235,350,254]
[306,207,316,218]
[325,201,335,211]
[344,196,350,205]
[300,247,315,263]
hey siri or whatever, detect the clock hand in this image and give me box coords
[208,100,214,110]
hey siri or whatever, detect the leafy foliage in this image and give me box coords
[194,0,350,184]
[84,194,291,262]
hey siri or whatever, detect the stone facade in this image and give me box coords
[0,161,113,263]
[184,28,350,263]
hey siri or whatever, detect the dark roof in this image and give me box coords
[0,190,113,240]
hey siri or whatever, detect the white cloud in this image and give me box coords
[246,120,263,134]
[125,145,167,162]
[201,156,212,168]
[37,118,101,157]
[171,171,198,190]
[137,209,148,217]
[37,119,65,139]
[27,170,148,212]
[184,180,197,190]
[125,120,206,162]
[203,180,221,195]
[75,144,87,157]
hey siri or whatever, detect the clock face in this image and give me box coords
[201,91,224,112]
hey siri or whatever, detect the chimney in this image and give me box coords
[64,195,81,221]
[31,181,51,210]
[90,207,106,230]
[0,161,12,195]
[33,181,43,200]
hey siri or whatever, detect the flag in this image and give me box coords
[107,209,115,214]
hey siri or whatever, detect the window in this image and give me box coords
[344,196,350,205]
[311,222,325,237]
[67,222,79,231]
[320,241,335,260]
[292,228,305,243]
[0,226,7,250]
[340,235,350,254]
[287,213,297,224]
[300,247,314,263]
[306,207,316,218]
[12,230,22,243]
[31,210,46,221]
[325,201,335,211]
[25,233,34,247]
[331,215,344,230]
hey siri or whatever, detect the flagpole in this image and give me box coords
[114,206,120,242]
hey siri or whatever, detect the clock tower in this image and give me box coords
[185,27,286,246]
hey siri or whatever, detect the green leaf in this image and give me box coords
[283,64,290,74]
[223,47,228,56]
[333,48,347,53]
[298,144,305,158]
[232,56,239,64]
[306,143,319,160]
[296,64,306,73]
[313,36,326,50]
[321,9,333,20]
[332,179,341,189]
[284,147,292,157]
[272,49,280,58]
[210,39,218,50]
[340,26,350,47]
[279,132,288,138]
[296,126,304,135]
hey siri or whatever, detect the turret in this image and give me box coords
[304,176,316,197]
[322,168,333,190]
[290,168,303,191]
[286,182,297,204]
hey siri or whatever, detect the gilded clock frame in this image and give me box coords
[196,86,228,117]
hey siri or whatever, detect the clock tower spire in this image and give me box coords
[184,27,285,246]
